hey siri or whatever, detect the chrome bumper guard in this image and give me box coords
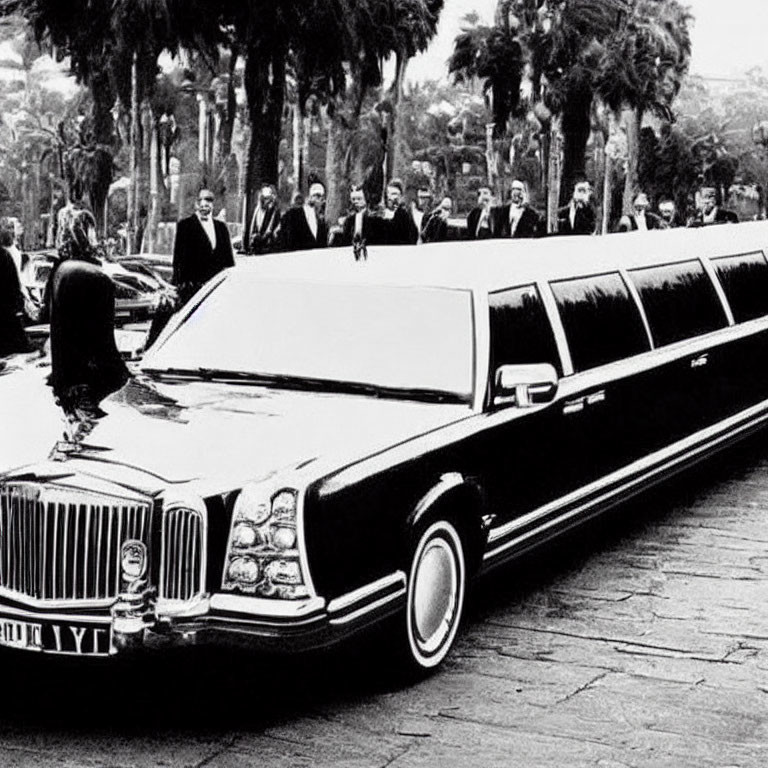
[0,572,407,656]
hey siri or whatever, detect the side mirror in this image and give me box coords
[493,363,558,408]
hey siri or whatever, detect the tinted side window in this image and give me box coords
[712,252,768,323]
[489,285,561,375]
[629,261,727,347]
[550,273,650,372]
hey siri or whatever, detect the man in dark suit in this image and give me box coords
[421,197,454,243]
[341,185,384,246]
[172,188,235,305]
[557,178,596,236]
[493,180,541,239]
[382,179,418,245]
[616,192,666,232]
[687,187,739,226]
[466,186,495,240]
[658,199,684,229]
[280,181,329,251]
[248,184,282,254]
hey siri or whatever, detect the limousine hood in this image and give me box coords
[0,367,471,495]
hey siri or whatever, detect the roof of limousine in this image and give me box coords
[236,221,768,292]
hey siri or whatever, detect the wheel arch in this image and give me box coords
[406,472,489,577]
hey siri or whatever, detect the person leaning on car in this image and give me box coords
[172,188,235,305]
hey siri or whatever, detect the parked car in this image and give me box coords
[3,223,768,672]
[20,250,175,327]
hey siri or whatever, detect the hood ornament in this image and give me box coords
[49,397,106,461]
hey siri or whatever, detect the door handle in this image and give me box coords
[690,353,708,369]
[563,390,606,415]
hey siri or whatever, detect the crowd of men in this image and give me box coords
[241,177,741,259]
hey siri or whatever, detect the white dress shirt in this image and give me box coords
[197,214,217,249]
[509,203,523,236]
[303,205,318,238]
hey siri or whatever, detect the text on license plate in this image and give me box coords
[0,618,111,656]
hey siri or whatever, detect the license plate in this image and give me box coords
[0,617,111,656]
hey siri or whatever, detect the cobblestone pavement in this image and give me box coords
[0,437,767,767]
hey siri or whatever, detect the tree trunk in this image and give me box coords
[292,104,302,195]
[602,152,612,235]
[243,46,286,243]
[559,86,593,206]
[622,106,642,215]
[127,53,139,254]
[88,68,115,234]
[324,113,355,226]
[387,51,408,183]
[547,117,563,233]
[213,48,240,197]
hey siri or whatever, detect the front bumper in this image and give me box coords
[0,573,407,657]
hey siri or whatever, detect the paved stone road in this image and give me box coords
[0,437,767,767]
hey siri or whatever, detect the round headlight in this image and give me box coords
[272,525,297,550]
[121,540,147,581]
[232,523,258,549]
[234,485,271,525]
[264,559,302,586]
[272,491,297,521]
[228,557,260,584]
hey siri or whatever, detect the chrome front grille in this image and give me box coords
[159,506,206,602]
[0,484,151,602]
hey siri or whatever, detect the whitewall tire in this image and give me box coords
[404,519,466,671]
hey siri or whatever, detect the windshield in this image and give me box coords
[143,274,475,402]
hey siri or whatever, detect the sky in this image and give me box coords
[407,0,768,84]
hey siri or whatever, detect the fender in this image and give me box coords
[408,472,492,533]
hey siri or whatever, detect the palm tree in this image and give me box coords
[0,0,221,237]
[381,0,444,183]
[595,0,692,216]
[448,11,524,195]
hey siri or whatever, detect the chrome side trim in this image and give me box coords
[327,571,406,615]
[209,594,326,618]
[484,396,768,562]
[328,589,406,626]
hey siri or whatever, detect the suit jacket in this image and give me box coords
[249,205,282,254]
[173,215,234,303]
[687,207,739,226]
[280,206,329,252]
[466,207,494,239]
[493,204,541,239]
[421,214,451,244]
[384,206,418,245]
[49,260,128,407]
[0,245,29,356]
[557,203,596,236]
[341,210,386,246]
[616,212,666,232]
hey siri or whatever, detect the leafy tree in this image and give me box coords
[595,0,691,215]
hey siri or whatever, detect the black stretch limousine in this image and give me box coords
[2,222,768,671]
